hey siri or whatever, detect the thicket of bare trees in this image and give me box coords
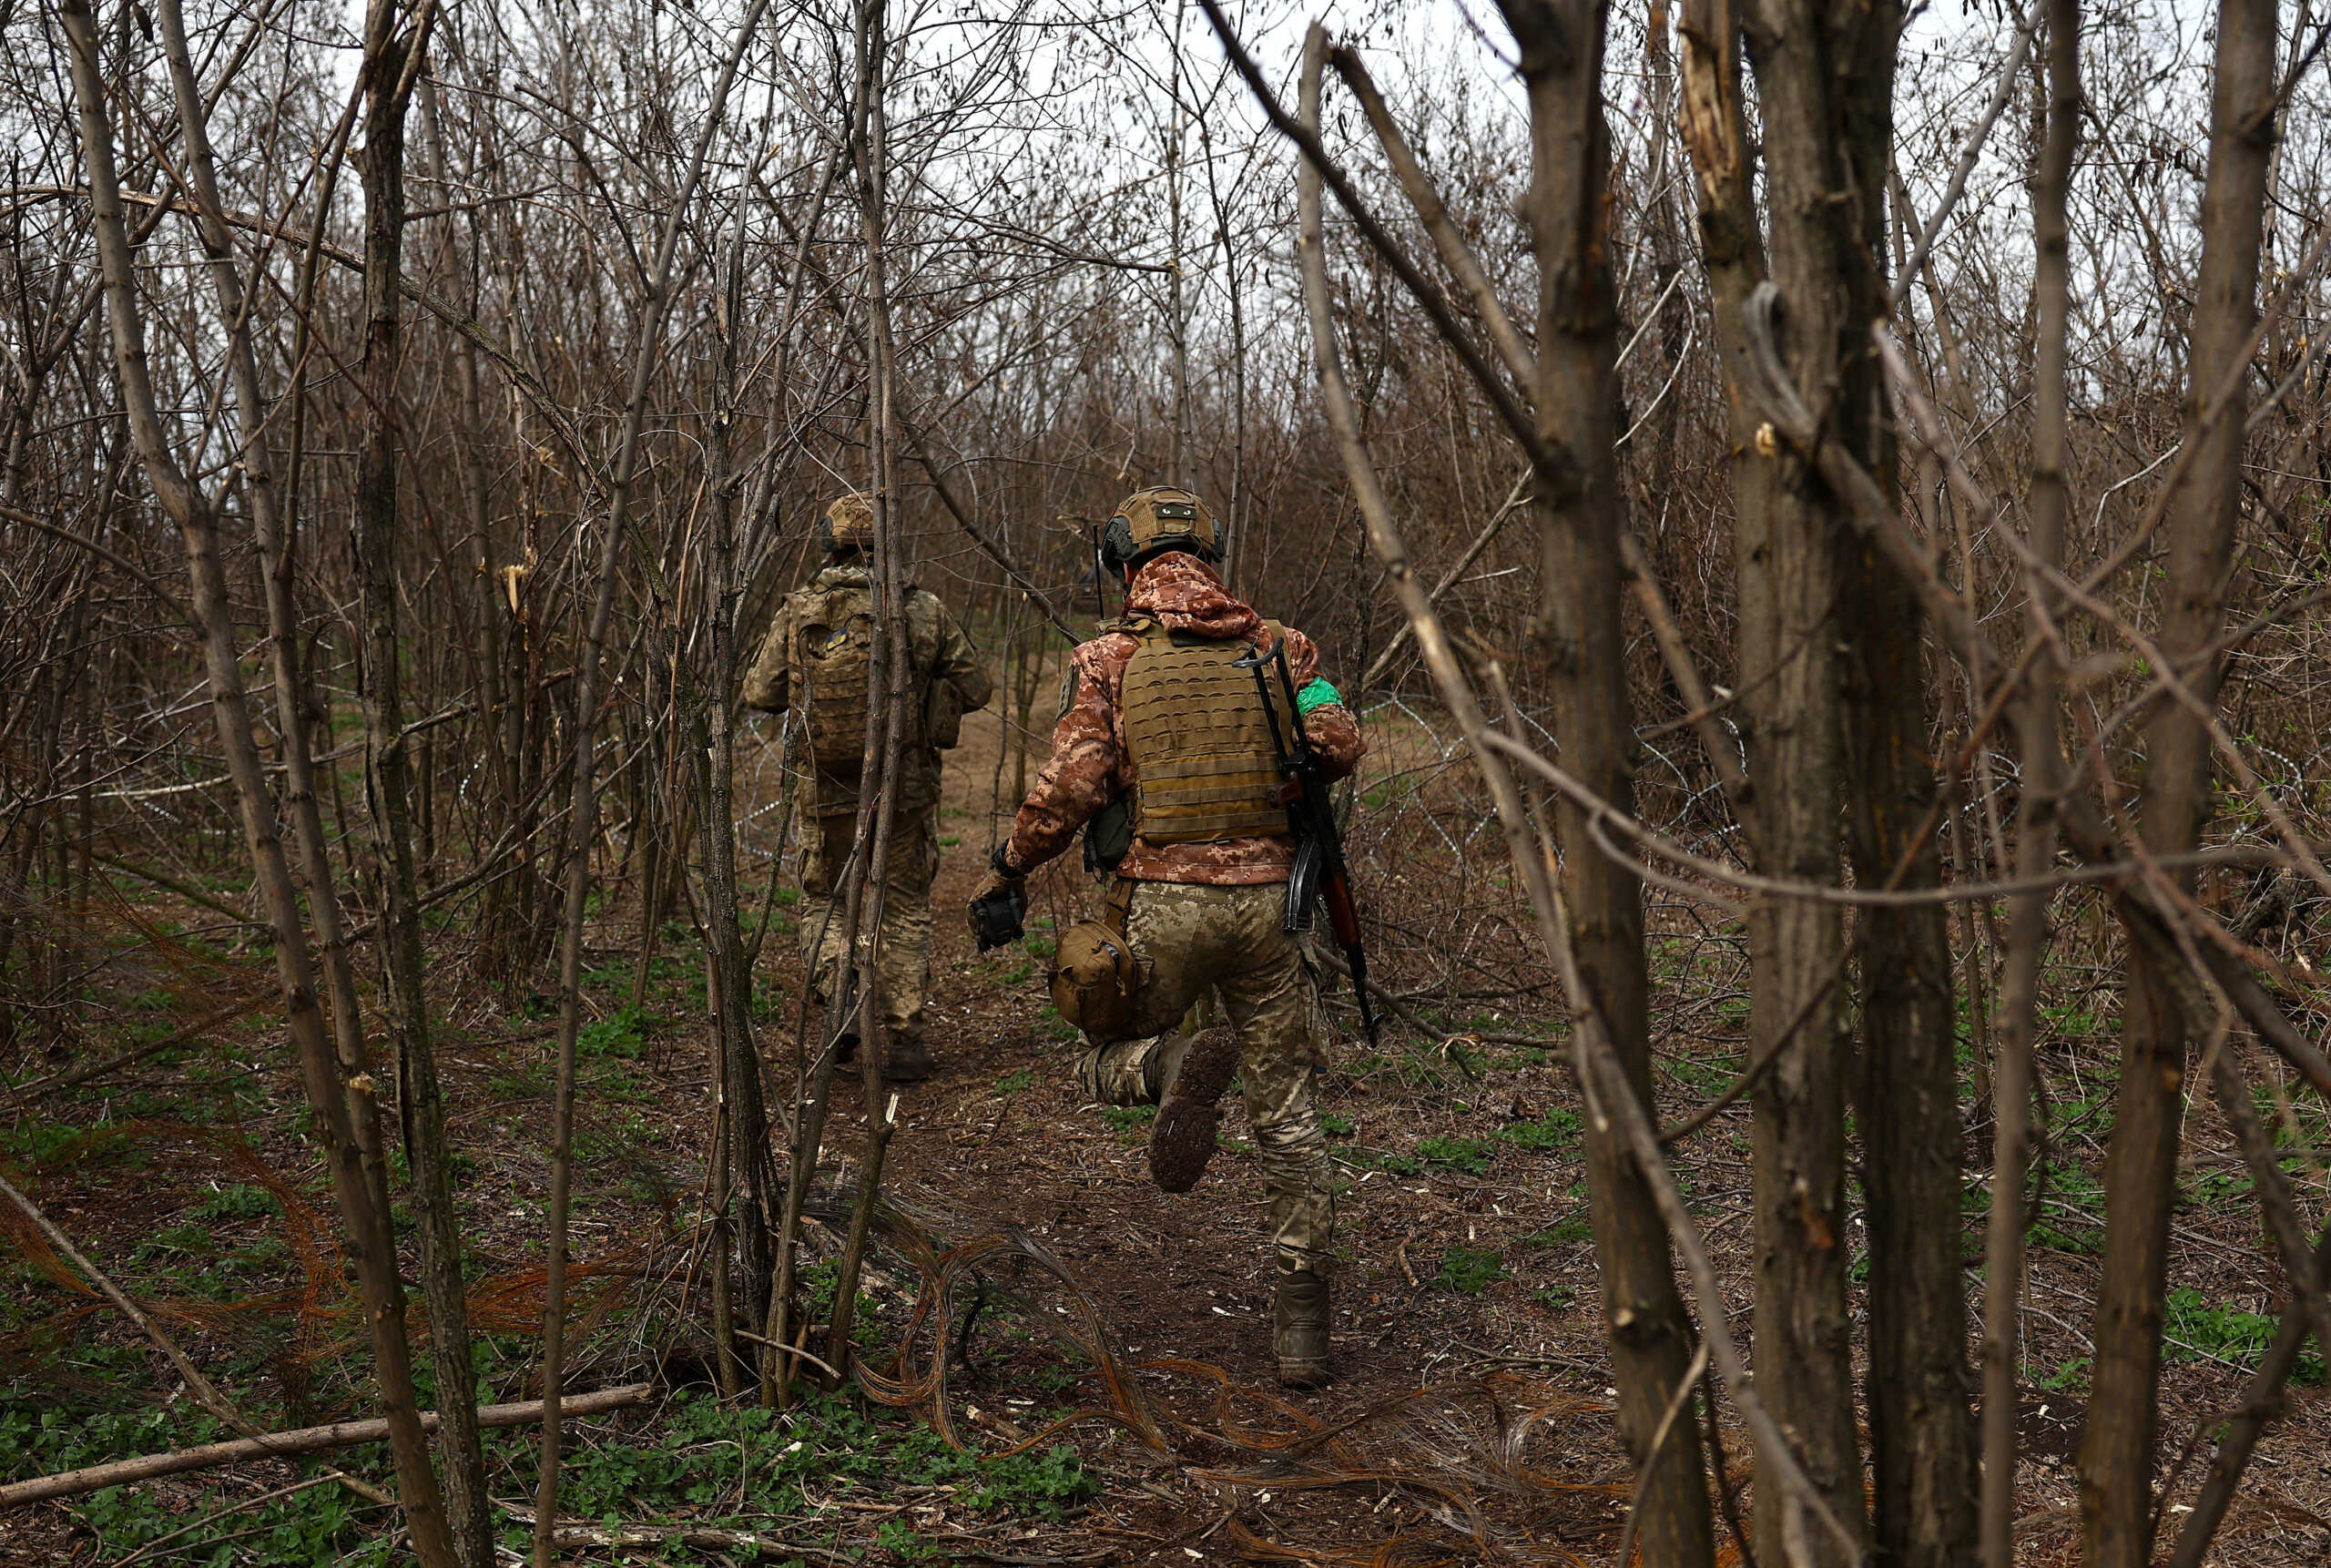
[6,0,2331,1563]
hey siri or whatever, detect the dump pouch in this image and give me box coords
[1048,879,1140,1038]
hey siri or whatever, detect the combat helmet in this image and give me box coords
[818,492,875,555]
[1100,486,1219,575]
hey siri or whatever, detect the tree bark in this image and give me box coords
[1732,0,1902,1555]
[1498,6,1715,1566]
[354,14,492,1563]
[2078,5,2279,1563]
[699,195,776,1401]
[824,0,913,1377]
[1836,8,1978,1568]
[1980,5,2079,1565]
[57,5,458,1561]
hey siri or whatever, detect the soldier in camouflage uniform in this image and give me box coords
[746,494,992,1082]
[969,487,1364,1386]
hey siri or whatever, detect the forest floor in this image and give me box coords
[2,701,2329,1566]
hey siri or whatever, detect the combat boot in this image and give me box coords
[883,1035,935,1083]
[1148,1027,1238,1193]
[1273,1265,1331,1388]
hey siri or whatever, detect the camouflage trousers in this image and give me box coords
[799,807,938,1044]
[1075,880,1334,1277]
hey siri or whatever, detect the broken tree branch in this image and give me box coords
[0,1386,654,1510]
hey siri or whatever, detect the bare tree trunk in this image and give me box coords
[1197,109,1249,593]
[57,5,458,1561]
[1165,0,1194,490]
[698,198,775,1393]
[1643,2,1690,493]
[1980,5,2079,1565]
[2079,4,2279,1563]
[1674,0,1774,822]
[531,3,772,1551]
[1498,7,1715,1567]
[1732,0,1897,1555]
[824,0,911,1375]
[1836,7,1978,1565]
[354,13,491,1563]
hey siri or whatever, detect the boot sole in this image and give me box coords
[1276,1360,1331,1390]
[881,1042,935,1083]
[1148,1027,1239,1194]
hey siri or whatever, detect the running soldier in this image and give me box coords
[969,487,1365,1386]
[745,493,992,1081]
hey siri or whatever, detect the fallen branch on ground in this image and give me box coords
[500,1509,1112,1567]
[0,1384,652,1509]
[0,1172,392,1508]
[497,1511,860,1563]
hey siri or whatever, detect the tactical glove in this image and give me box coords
[968,849,1027,951]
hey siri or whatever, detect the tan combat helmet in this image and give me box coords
[1101,486,1220,575]
[819,492,875,554]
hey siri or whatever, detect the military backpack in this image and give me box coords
[788,584,940,782]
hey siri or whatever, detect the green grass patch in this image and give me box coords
[128,1224,216,1267]
[2039,1356,2090,1393]
[2163,1288,2326,1381]
[577,1004,653,1060]
[1415,1135,1492,1176]
[1433,1244,1505,1295]
[1495,1108,1581,1152]
[191,1182,279,1220]
[1520,1212,1595,1247]
[2026,1162,2108,1256]
[0,1380,1094,1567]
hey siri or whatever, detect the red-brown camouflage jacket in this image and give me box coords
[1003,553,1364,885]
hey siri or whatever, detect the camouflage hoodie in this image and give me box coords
[1003,552,1364,885]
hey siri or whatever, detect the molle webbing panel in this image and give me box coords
[791,585,921,776]
[1120,622,1294,844]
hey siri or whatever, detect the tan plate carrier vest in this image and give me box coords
[1046,618,1298,1040]
[1118,616,1297,845]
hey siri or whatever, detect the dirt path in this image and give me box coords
[755,698,1639,1562]
[8,692,2330,1564]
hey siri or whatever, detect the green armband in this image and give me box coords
[1295,677,1343,716]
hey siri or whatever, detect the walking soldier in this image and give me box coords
[969,487,1366,1386]
[745,493,992,1082]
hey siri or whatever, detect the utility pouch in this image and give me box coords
[1082,795,1133,877]
[1048,878,1140,1038]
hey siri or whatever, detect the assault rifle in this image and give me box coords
[1237,640,1379,1044]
